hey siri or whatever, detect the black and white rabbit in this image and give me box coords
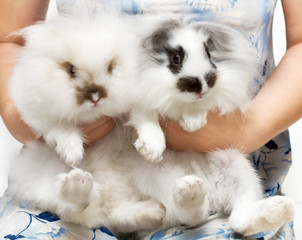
[126,18,295,235]
[10,13,137,167]
[129,18,257,162]
[8,15,295,238]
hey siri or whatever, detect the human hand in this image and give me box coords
[81,116,115,147]
[159,110,256,154]
[1,101,115,147]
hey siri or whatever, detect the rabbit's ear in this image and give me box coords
[140,19,180,66]
[142,19,180,53]
[194,21,240,53]
[192,21,254,64]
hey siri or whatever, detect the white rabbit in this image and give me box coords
[9,125,294,237]
[8,16,295,239]
[9,14,168,237]
[10,13,137,167]
[129,18,257,162]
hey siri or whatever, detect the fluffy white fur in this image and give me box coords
[129,19,259,162]
[8,15,294,238]
[10,14,138,167]
[9,125,295,237]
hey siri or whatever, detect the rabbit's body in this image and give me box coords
[8,15,294,238]
[129,19,258,162]
[10,14,137,167]
[127,18,294,234]
[9,122,294,237]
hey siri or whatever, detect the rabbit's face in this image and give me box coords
[19,16,136,120]
[164,27,217,101]
[140,20,255,108]
[54,46,119,111]
[141,22,218,103]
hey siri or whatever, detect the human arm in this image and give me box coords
[0,0,50,143]
[0,0,114,145]
[161,0,302,154]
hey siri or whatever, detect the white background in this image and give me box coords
[0,0,301,237]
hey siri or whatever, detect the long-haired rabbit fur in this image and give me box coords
[10,13,137,167]
[129,18,258,162]
[8,15,294,238]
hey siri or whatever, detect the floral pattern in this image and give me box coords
[0,0,294,239]
[0,191,295,240]
[0,194,116,240]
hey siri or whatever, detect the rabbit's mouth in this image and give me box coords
[195,92,207,99]
[89,92,101,107]
[75,84,107,106]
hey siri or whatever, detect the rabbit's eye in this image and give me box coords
[69,64,77,78]
[62,62,77,78]
[69,65,76,77]
[166,46,184,74]
[107,58,116,74]
[171,53,181,66]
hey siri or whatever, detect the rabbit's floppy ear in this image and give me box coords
[193,21,244,53]
[139,18,181,66]
[142,19,180,53]
[191,21,256,64]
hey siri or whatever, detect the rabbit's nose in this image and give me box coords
[177,77,202,93]
[89,92,101,105]
[75,84,107,105]
[91,92,100,103]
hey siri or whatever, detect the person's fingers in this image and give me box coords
[81,116,112,133]
[159,117,192,151]
[82,117,115,146]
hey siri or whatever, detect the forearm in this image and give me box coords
[0,43,36,143]
[243,42,302,152]
[0,43,20,112]
[162,43,302,154]
[0,0,50,143]
[0,0,49,45]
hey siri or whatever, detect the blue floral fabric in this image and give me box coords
[0,190,295,240]
[0,193,116,240]
[0,0,294,239]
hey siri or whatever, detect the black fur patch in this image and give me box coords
[142,20,180,65]
[204,42,211,59]
[150,29,169,55]
[177,77,202,93]
[195,24,232,54]
[204,41,216,68]
[76,83,107,105]
[205,71,217,88]
[144,20,180,54]
[194,22,239,65]
[166,46,185,74]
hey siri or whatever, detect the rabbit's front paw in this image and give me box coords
[56,136,84,167]
[134,128,166,163]
[179,113,207,132]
